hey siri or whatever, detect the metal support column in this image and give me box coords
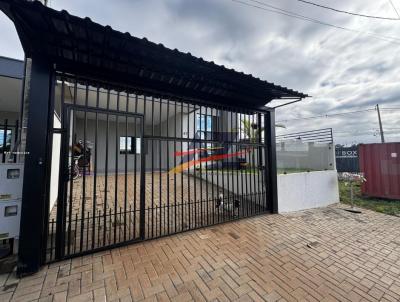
[265,109,278,214]
[17,56,54,276]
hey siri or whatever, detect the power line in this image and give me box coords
[297,0,400,20]
[380,107,400,110]
[231,0,400,45]
[389,0,400,18]
[276,108,376,123]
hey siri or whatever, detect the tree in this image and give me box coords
[239,119,285,142]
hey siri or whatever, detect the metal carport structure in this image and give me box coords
[0,0,308,276]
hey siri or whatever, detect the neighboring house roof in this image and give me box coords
[0,0,309,110]
[0,56,23,79]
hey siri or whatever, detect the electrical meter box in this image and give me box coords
[0,163,24,240]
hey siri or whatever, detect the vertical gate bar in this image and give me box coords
[256,112,261,213]
[186,102,191,229]
[250,112,254,214]
[257,113,264,211]
[142,95,147,239]
[166,99,170,235]
[67,78,78,255]
[97,209,100,248]
[246,112,251,216]
[247,111,252,216]
[228,108,233,220]
[232,108,236,219]
[263,113,267,210]
[199,105,203,226]
[129,205,132,238]
[193,104,197,228]
[225,107,230,220]
[216,107,225,223]
[216,108,221,222]
[180,101,184,231]
[103,89,110,246]
[1,119,7,163]
[114,92,120,244]
[218,106,225,221]
[264,113,269,212]
[124,93,128,241]
[139,115,146,240]
[248,111,252,216]
[236,108,242,217]
[251,112,256,214]
[237,110,241,217]
[174,100,177,233]
[207,107,213,224]
[255,112,260,212]
[159,99,162,236]
[255,112,259,212]
[80,83,89,252]
[151,96,155,238]
[91,86,99,249]
[206,106,210,225]
[234,108,240,218]
[133,95,137,238]
[241,113,247,217]
[86,211,90,249]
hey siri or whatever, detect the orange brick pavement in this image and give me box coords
[1,205,400,301]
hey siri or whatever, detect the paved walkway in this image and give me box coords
[1,205,400,302]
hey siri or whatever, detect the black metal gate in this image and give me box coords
[46,75,271,262]
[48,104,145,261]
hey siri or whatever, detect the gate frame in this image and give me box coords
[53,104,146,260]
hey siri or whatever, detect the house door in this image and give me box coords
[48,105,145,261]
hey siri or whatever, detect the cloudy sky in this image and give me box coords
[1,0,399,144]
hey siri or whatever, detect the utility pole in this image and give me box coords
[376,104,385,143]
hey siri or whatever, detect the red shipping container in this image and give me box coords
[359,143,400,200]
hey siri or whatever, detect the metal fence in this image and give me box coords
[335,145,359,173]
[276,128,333,144]
[276,128,335,173]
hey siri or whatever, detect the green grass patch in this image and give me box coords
[339,181,400,216]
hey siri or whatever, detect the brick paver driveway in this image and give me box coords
[1,205,400,302]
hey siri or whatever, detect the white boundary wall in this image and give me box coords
[278,170,339,213]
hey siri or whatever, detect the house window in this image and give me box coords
[0,129,12,154]
[196,113,216,153]
[120,136,133,154]
[196,113,213,138]
[120,136,141,154]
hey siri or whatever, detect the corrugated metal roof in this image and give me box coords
[0,0,309,109]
